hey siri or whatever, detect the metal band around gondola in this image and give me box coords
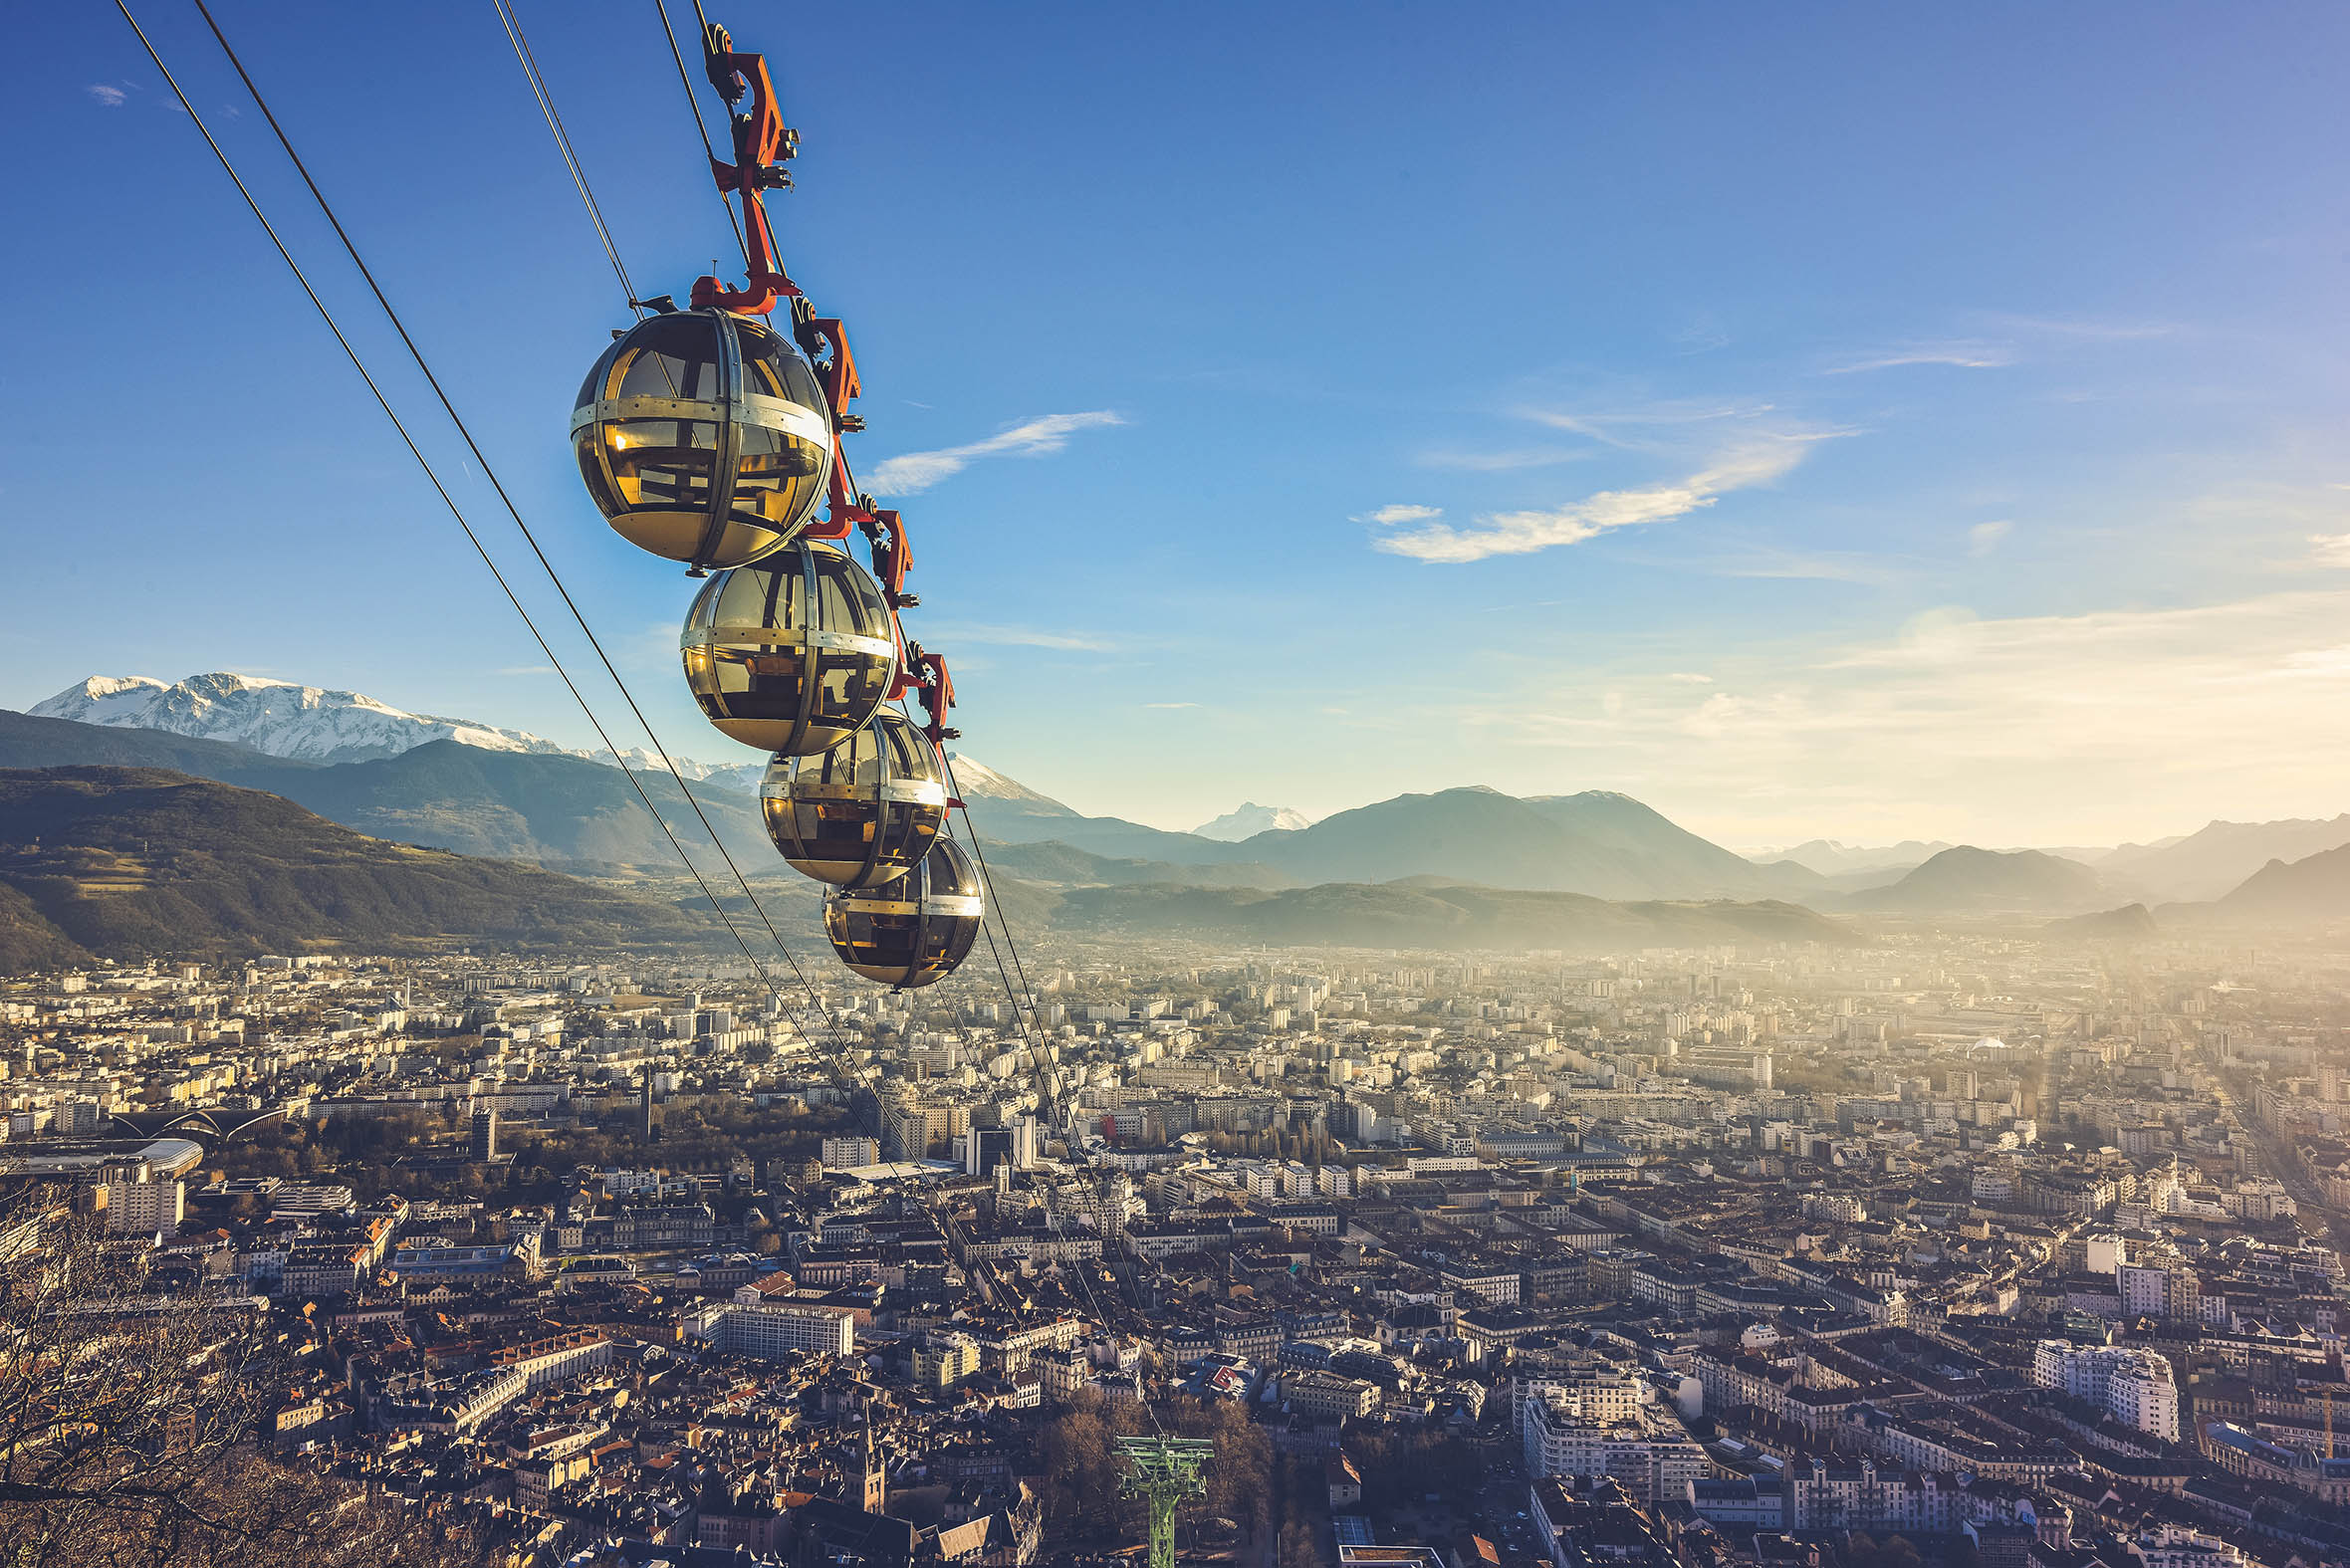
[762,776,945,805]
[738,390,834,448]
[680,626,898,658]
[830,893,985,918]
[569,393,831,449]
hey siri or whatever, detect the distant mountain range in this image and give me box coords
[1765,838,1957,876]
[1192,802,1312,840]
[0,763,1858,968]
[0,768,718,969]
[2103,815,2350,903]
[12,670,2350,930]
[1841,847,2111,915]
[2212,843,2350,922]
[0,710,766,874]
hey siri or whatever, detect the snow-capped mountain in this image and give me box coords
[31,674,580,766]
[942,753,1074,813]
[32,673,776,788]
[28,675,1076,804]
[1192,801,1312,840]
[592,747,768,794]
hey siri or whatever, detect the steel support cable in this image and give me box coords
[914,734,1165,1427]
[490,0,643,315]
[160,0,1131,1349]
[126,7,1000,1331]
[660,0,1159,1405]
[148,0,890,1161]
[941,755,1050,1045]
[931,747,1064,1122]
[112,0,828,1059]
[183,0,859,1075]
[881,698,1053,1065]
[652,0,751,271]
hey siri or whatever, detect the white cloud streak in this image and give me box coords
[866,411,1123,496]
[1354,504,1441,526]
[1369,440,1814,563]
[1967,520,2012,558]
[87,84,127,107]
[1517,400,1775,450]
[1825,340,2015,374]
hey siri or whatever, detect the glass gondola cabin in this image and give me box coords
[681,539,899,755]
[761,711,948,888]
[823,837,983,989]
[574,309,833,571]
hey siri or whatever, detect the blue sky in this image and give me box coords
[5,2,2349,847]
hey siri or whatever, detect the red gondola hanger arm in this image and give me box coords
[800,316,862,417]
[805,450,872,542]
[690,23,800,315]
[797,314,876,539]
[905,645,958,747]
[866,509,915,609]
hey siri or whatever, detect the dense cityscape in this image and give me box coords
[11,4,2347,1566]
[12,926,2350,1568]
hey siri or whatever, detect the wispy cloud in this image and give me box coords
[497,664,558,676]
[1353,504,1441,526]
[1967,520,2012,558]
[920,621,1113,652]
[87,84,128,108]
[2312,534,2350,567]
[1977,313,2175,342]
[1825,339,2015,374]
[1142,701,1201,710]
[866,411,1122,496]
[1516,400,1774,451]
[1369,440,1816,563]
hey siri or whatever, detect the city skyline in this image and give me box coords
[5,3,2349,845]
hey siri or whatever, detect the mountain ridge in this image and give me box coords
[1840,845,2111,914]
[0,767,719,969]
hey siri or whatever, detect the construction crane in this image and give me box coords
[1115,1436,1215,1568]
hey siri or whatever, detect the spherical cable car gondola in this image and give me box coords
[822,835,984,990]
[573,309,833,572]
[681,538,898,755]
[760,710,947,888]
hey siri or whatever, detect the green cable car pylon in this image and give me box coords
[1115,1436,1215,1568]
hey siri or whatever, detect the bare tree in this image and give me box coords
[0,1192,473,1568]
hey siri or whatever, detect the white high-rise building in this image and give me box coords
[822,1135,880,1170]
[2033,1339,2179,1442]
[690,1300,857,1359]
[101,1173,183,1236]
